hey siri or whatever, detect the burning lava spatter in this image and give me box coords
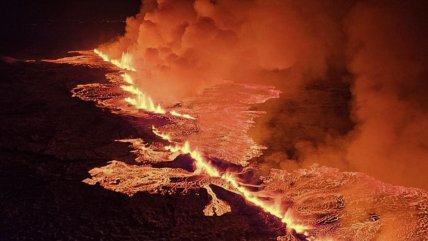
[92,49,313,238]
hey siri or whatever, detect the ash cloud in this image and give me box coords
[253,0,428,189]
[99,0,428,189]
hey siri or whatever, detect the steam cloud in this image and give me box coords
[99,0,428,189]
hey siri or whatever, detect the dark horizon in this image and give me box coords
[0,0,140,58]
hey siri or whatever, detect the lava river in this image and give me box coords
[44,50,428,241]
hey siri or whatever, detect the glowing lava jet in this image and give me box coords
[92,49,312,238]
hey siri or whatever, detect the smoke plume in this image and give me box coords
[345,0,428,188]
[99,0,428,189]
[99,0,352,103]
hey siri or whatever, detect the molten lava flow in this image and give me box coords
[166,142,221,177]
[203,185,232,216]
[94,49,199,119]
[164,140,309,234]
[94,49,136,71]
[93,50,166,114]
[121,73,134,85]
[152,126,172,142]
[170,110,196,120]
[121,83,166,114]
[120,82,166,114]
[93,49,310,238]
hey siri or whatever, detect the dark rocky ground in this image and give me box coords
[0,60,286,241]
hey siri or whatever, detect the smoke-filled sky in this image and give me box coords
[97,0,428,189]
[6,0,426,189]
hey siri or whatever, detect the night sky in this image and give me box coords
[0,0,140,58]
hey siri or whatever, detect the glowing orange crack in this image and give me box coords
[164,140,309,234]
[152,126,172,142]
[170,110,196,120]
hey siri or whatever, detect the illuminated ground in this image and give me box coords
[0,58,282,241]
[1,53,427,240]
